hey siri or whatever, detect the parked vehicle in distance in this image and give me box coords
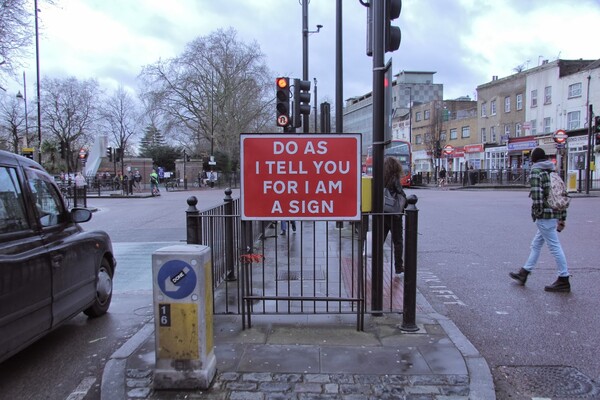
[0,150,116,363]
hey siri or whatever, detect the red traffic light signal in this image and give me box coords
[276,77,290,128]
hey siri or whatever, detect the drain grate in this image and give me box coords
[277,270,326,281]
[497,365,600,399]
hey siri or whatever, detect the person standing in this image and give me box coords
[509,147,570,292]
[383,156,407,274]
[150,169,160,195]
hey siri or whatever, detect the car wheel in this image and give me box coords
[84,258,113,318]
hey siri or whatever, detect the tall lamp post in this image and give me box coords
[16,72,28,147]
[301,0,321,133]
[34,0,42,163]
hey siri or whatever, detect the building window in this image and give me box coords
[544,86,552,104]
[416,134,422,144]
[490,126,496,142]
[531,90,537,107]
[504,124,511,138]
[504,96,511,113]
[531,119,537,135]
[516,123,522,137]
[450,128,457,140]
[491,100,497,115]
[568,83,582,99]
[516,94,523,110]
[424,110,430,120]
[543,117,551,133]
[481,103,487,117]
[481,128,486,143]
[415,112,422,122]
[440,131,447,141]
[567,111,580,130]
[461,126,470,138]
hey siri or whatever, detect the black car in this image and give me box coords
[0,150,116,363]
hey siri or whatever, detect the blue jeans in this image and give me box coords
[523,219,569,277]
[280,221,296,232]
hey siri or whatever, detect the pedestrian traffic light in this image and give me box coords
[106,146,113,162]
[384,0,402,53]
[293,79,311,128]
[275,77,290,128]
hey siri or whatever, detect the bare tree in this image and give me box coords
[41,76,101,171]
[0,0,31,87]
[99,86,141,156]
[139,28,273,169]
[0,95,25,151]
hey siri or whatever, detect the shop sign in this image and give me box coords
[507,141,536,151]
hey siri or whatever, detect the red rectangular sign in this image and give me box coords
[240,134,362,220]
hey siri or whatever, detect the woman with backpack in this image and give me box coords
[509,147,570,292]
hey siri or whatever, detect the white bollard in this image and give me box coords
[152,244,216,389]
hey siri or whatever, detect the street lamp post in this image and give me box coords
[301,0,322,133]
[34,0,42,163]
[16,72,28,148]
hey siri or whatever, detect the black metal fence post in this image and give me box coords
[186,196,200,244]
[224,188,235,281]
[401,194,419,332]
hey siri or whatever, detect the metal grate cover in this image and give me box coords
[277,270,326,281]
[497,365,600,399]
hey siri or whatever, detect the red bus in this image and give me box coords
[364,139,412,187]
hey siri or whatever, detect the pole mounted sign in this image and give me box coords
[553,129,568,144]
[240,134,362,221]
[442,144,454,156]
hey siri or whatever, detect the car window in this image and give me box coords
[0,166,30,233]
[25,168,64,227]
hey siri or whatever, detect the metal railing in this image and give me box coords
[185,189,420,331]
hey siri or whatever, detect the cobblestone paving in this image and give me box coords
[127,369,470,400]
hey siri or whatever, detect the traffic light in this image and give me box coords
[293,79,311,128]
[594,116,600,133]
[79,150,88,165]
[384,0,402,53]
[275,77,290,128]
[60,141,66,159]
[115,148,122,162]
[106,146,113,162]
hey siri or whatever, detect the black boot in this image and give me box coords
[544,276,570,292]
[509,268,530,285]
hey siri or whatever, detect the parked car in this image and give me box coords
[0,150,116,363]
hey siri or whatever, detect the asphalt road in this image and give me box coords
[0,187,236,400]
[413,188,600,399]
[1,186,597,399]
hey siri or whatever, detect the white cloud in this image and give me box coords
[6,0,600,106]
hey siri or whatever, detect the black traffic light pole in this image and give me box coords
[370,0,386,315]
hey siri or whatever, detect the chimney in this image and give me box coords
[492,75,498,81]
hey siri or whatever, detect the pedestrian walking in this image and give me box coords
[383,156,407,274]
[509,147,570,292]
[280,221,296,235]
[439,166,447,187]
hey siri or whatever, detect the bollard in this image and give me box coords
[152,244,216,389]
[224,188,235,280]
[400,195,419,332]
[186,196,200,245]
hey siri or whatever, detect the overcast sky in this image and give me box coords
[10,0,600,105]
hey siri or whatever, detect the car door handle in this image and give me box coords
[51,254,64,268]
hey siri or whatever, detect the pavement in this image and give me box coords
[100,241,496,400]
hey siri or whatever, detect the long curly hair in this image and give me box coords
[383,156,403,189]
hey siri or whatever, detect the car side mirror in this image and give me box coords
[71,208,92,223]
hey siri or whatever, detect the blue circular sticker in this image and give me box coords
[157,259,197,299]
